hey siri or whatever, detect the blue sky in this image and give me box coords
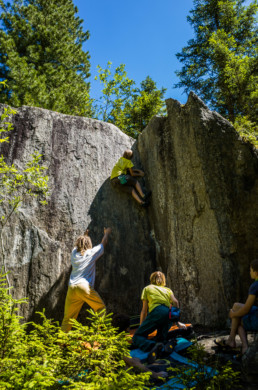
[73,0,195,104]
[73,0,254,104]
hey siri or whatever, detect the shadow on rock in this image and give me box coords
[86,177,156,317]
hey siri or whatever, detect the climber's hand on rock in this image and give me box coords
[104,227,112,235]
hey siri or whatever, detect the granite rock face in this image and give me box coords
[0,106,155,323]
[242,333,258,384]
[138,92,258,326]
[1,92,258,327]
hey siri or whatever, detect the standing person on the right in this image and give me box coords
[215,259,258,354]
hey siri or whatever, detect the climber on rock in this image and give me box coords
[61,227,111,332]
[110,149,151,207]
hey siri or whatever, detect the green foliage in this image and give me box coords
[126,76,167,137]
[234,115,258,148]
[0,273,150,389]
[0,82,16,144]
[0,151,49,215]
[0,0,93,116]
[94,62,135,126]
[0,273,27,362]
[175,0,258,125]
[167,341,241,390]
[0,275,242,390]
[94,62,166,137]
[0,2,165,131]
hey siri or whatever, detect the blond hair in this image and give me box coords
[123,149,133,160]
[150,271,166,286]
[75,234,92,255]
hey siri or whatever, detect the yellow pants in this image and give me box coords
[61,283,105,332]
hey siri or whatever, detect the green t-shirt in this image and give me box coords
[110,157,134,180]
[141,284,173,313]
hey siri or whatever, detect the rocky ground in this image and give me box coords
[195,329,258,389]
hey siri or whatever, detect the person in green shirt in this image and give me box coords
[132,271,185,363]
[110,149,151,207]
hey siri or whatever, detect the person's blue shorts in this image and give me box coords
[242,306,258,331]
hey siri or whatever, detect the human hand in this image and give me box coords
[229,309,234,319]
[104,227,112,235]
[133,169,144,177]
[171,295,179,308]
[84,229,89,236]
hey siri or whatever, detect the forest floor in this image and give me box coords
[195,328,258,390]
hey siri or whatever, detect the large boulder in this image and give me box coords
[1,92,257,327]
[242,333,258,384]
[138,92,258,326]
[0,105,155,323]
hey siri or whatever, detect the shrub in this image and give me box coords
[167,341,241,390]
[234,116,258,148]
[0,273,150,389]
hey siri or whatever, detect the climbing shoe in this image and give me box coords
[143,191,152,201]
[164,340,176,354]
[147,342,164,364]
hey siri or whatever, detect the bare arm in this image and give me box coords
[101,227,112,248]
[129,168,144,177]
[123,356,167,379]
[170,293,179,308]
[230,295,256,318]
[140,300,148,325]
[170,293,186,328]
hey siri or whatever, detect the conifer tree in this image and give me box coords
[0,0,92,116]
[175,0,258,124]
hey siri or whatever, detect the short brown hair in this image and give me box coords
[75,234,92,255]
[250,259,258,273]
[150,271,166,286]
[123,149,133,160]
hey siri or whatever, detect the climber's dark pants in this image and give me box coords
[132,305,171,352]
